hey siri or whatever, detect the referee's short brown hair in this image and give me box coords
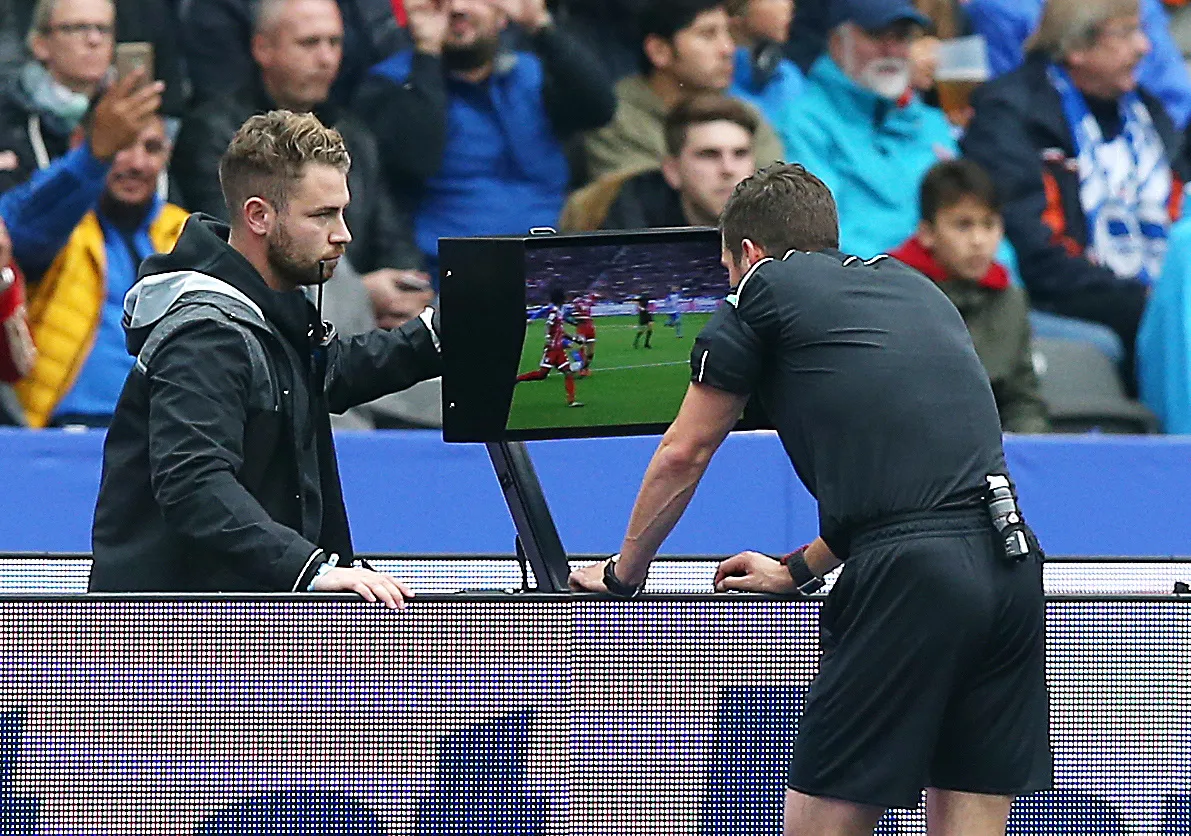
[720,162,840,261]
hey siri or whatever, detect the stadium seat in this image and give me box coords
[1031,338,1160,433]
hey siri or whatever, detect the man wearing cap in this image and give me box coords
[779,0,957,259]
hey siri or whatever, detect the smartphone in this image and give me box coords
[114,42,154,85]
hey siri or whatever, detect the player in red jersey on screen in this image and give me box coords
[570,290,598,375]
[517,288,585,407]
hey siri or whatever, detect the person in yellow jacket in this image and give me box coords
[0,111,187,428]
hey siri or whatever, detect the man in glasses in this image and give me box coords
[0,0,163,195]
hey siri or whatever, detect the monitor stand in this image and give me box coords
[485,441,572,593]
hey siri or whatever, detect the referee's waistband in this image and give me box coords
[848,506,991,554]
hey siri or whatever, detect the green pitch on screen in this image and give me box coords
[508,313,713,430]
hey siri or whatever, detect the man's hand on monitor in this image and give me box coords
[714,551,795,595]
[312,566,414,610]
[568,562,607,593]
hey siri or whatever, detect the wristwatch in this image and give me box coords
[781,546,826,596]
[602,555,645,599]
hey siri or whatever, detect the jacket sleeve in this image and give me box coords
[352,52,449,188]
[582,111,661,182]
[994,288,1051,434]
[324,312,443,413]
[961,88,1133,300]
[146,320,326,591]
[780,112,843,200]
[171,107,236,220]
[0,145,109,278]
[534,23,616,138]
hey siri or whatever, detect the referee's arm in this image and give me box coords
[570,381,748,593]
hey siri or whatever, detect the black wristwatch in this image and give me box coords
[603,555,645,599]
[781,546,826,596]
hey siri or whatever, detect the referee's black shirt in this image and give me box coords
[692,248,1007,558]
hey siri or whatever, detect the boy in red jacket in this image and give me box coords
[891,159,1050,433]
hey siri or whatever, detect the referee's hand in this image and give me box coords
[312,566,414,610]
[714,551,796,595]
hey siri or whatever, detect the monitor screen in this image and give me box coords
[440,228,764,443]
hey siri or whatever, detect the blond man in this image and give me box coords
[90,111,442,602]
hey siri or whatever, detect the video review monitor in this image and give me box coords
[440,228,762,443]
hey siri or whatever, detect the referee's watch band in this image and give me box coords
[603,555,645,598]
[781,546,826,596]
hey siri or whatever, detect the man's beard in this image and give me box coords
[859,57,911,100]
[267,224,326,287]
[443,34,500,73]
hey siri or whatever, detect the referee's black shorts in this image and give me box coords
[788,509,1053,810]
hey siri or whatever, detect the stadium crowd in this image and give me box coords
[1,0,1191,433]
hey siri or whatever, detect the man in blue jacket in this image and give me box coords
[352,0,616,279]
[779,0,956,259]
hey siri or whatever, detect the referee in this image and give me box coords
[569,163,1052,835]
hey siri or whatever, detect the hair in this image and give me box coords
[219,110,350,221]
[720,162,839,260]
[663,93,758,157]
[1026,0,1138,59]
[27,0,114,50]
[253,0,334,36]
[639,0,726,73]
[918,159,1001,224]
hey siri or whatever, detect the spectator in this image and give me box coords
[965,0,1191,128]
[180,0,404,108]
[583,0,782,182]
[561,92,756,231]
[726,0,804,144]
[321,255,442,429]
[0,0,116,194]
[0,216,35,425]
[891,159,1051,434]
[2,112,188,428]
[1,0,187,116]
[172,0,426,320]
[779,0,955,258]
[1137,215,1191,432]
[354,0,616,274]
[962,0,1185,393]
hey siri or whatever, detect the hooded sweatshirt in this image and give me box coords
[90,215,442,592]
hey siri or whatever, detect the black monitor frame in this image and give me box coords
[484,440,572,593]
[439,227,730,443]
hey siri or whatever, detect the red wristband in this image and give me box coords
[779,545,811,565]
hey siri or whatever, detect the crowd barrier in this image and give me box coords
[0,595,1186,835]
[1,428,1189,557]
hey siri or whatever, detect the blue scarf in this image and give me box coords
[18,61,90,133]
[1048,64,1172,285]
